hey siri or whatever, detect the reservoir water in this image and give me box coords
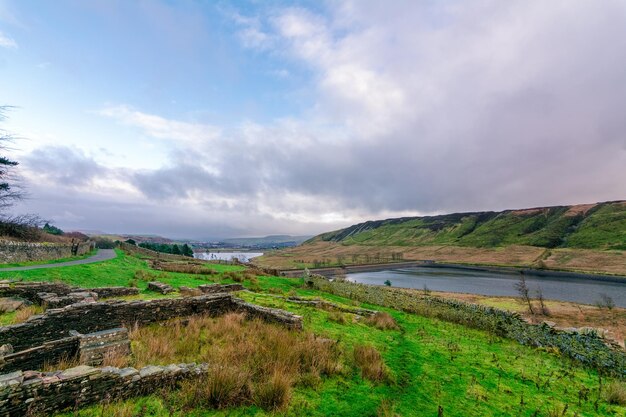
[194,252,263,263]
[347,266,626,307]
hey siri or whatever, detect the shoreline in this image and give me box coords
[278,260,626,283]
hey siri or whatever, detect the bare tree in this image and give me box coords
[536,287,550,316]
[514,274,535,315]
[0,106,23,210]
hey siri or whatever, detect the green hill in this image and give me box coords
[315,201,626,250]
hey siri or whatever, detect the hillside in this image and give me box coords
[315,201,626,250]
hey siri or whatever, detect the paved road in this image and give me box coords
[0,249,117,272]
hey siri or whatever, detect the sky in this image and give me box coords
[0,0,625,239]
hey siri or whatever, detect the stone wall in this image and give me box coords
[0,336,79,374]
[0,294,237,351]
[234,299,303,330]
[75,328,130,367]
[0,363,208,416]
[0,328,131,373]
[0,241,94,264]
[0,282,139,304]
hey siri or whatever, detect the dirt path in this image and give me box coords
[0,249,117,271]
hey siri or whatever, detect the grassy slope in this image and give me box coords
[318,201,626,250]
[56,275,623,416]
[4,252,614,416]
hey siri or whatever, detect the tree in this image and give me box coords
[514,274,535,315]
[125,238,136,245]
[384,279,392,287]
[172,244,181,255]
[181,243,193,257]
[43,222,64,235]
[0,107,23,210]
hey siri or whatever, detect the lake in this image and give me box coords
[194,252,263,263]
[347,266,626,307]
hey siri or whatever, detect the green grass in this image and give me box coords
[2,249,621,416]
[319,201,626,250]
[0,249,243,290]
[0,249,97,268]
[57,278,625,416]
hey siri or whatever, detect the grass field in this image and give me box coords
[1,249,624,416]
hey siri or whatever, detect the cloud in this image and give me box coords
[14,1,626,238]
[99,105,221,145]
[0,31,17,48]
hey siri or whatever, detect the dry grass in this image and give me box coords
[41,354,80,372]
[353,344,387,382]
[254,241,626,275]
[129,313,342,411]
[12,305,44,324]
[102,348,131,368]
[365,312,399,330]
[604,381,626,405]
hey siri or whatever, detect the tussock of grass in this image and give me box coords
[365,312,399,330]
[328,311,350,324]
[604,381,626,405]
[353,344,387,382]
[129,313,342,411]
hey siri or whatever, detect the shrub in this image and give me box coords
[604,381,626,405]
[353,344,387,382]
[365,312,399,330]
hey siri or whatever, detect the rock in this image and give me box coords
[0,297,27,313]
[147,281,174,294]
[0,344,13,356]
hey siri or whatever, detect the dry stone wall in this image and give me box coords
[0,241,94,264]
[0,363,208,417]
[0,282,139,304]
[0,336,79,374]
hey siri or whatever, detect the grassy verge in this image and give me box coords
[0,249,98,268]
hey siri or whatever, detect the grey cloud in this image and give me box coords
[24,146,107,187]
